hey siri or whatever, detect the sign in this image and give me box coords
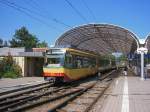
[137,47,148,54]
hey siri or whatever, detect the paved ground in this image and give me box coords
[91,75,150,112]
[0,77,45,93]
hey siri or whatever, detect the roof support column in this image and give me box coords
[137,47,148,80]
[141,52,144,80]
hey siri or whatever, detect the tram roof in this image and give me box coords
[55,24,140,55]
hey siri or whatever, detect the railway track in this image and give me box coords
[0,78,83,112]
[0,82,56,112]
[0,70,120,112]
[0,81,50,96]
[47,70,118,112]
[27,70,119,112]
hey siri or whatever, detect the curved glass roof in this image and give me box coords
[55,24,140,55]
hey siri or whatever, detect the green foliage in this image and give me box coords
[12,64,22,77]
[118,55,127,61]
[2,54,13,66]
[37,40,48,48]
[10,26,39,48]
[3,71,18,78]
[0,38,3,47]
[3,41,9,47]
[99,54,116,66]
[0,38,9,47]
[0,61,3,77]
[0,55,22,78]
[9,26,48,48]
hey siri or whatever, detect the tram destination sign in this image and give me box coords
[47,49,66,54]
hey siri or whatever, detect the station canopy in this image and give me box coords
[145,35,150,51]
[55,24,140,55]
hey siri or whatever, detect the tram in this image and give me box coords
[43,47,101,82]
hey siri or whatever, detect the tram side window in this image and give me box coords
[88,58,96,67]
[77,59,82,68]
[65,54,73,68]
[83,58,89,68]
[73,56,83,69]
[71,55,97,69]
[91,58,96,67]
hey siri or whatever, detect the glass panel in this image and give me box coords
[44,54,64,67]
[65,53,73,68]
[46,58,64,67]
[47,49,65,54]
[83,58,89,67]
[75,56,83,68]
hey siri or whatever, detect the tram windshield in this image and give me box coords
[45,54,64,67]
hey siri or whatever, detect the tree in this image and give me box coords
[37,40,48,48]
[3,41,9,47]
[10,27,39,48]
[118,55,127,61]
[0,38,3,47]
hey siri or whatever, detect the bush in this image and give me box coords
[0,72,3,78]
[0,60,4,78]
[0,55,22,78]
[12,64,22,77]
[3,71,18,78]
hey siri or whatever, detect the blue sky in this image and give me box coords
[0,0,150,46]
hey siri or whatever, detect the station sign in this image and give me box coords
[137,47,148,54]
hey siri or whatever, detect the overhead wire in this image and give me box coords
[28,0,96,36]
[0,0,63,31]
[0,0,106,53]
[23,0,91,34]
[64,0,88,23]
[18,0,115,54]
[24,0,72,28]
[81,0,96,22]
[64,0,114,53]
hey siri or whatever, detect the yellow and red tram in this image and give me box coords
[43,47,101,82]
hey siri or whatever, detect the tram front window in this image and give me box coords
[46,57,64,67]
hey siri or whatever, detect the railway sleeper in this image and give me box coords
[54,80,112,112]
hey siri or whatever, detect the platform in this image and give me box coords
[0,77,45,93]
[91,75,150,112]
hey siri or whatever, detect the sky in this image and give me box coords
[0,0,150,46]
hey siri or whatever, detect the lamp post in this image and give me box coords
[137,47,148,80]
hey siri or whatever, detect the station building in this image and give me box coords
[0,47,48,77]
